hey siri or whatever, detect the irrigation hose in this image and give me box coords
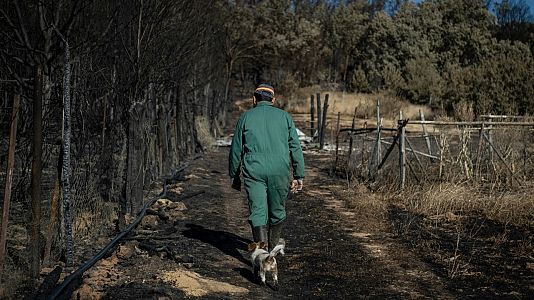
[47,162,191,299]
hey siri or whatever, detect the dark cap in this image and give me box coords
[254,83,274,99]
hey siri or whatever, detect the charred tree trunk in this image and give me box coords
[179,89,188,158]
[157,92,167,175]
[59,37,74,267]
[31,64,44,278]
[0,94,21,279]
[119,115,130,231]
[175,87,184,161]
[126,99,145,214]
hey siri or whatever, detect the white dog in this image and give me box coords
[248,239,286,289]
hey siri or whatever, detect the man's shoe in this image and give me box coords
[268,221,284,252]
[252,225,268,249]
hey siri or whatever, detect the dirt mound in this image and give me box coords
[160,268,248,297]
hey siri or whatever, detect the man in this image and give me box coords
[229,83,305,251]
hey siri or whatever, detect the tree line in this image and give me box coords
[225,0,534,116]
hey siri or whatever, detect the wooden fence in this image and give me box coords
[307,96,534,190]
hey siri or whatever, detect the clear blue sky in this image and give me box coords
[412,0,534,14]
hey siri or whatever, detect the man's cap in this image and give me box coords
[254,83,274,99]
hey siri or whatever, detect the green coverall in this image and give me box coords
[229,101,305,227]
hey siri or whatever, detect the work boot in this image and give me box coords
[251,225,268,283]
[268,221,284,252]
[251,225,268,248]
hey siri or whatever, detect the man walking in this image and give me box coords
[229,83,305,251]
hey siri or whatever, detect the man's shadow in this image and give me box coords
[181,223,257,282]
[182,224,251,263]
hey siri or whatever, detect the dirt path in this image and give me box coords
[73,149,469,299]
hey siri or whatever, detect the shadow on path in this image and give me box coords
[182,223,252,267]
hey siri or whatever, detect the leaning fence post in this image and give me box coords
[319,94,329,149]
[419,109,433,163]
[310,95,315,137]
[399,110,406,190]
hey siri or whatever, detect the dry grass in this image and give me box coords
[384,181,534,281]
[393,183,534,227]
[280,87,433,122]
[377,125,534,228]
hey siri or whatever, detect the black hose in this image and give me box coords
[47,162,191,299]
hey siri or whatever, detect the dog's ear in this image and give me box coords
[247,242,257,251]
[259,241,267,249]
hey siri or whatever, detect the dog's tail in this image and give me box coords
[269,244,285,258]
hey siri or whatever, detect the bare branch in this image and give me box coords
[13,0,33,52]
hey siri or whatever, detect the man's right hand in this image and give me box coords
[291,179,303,193]
[231,176,241,191]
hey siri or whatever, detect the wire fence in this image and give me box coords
[301,96,534,189]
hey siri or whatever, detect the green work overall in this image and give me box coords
[229,101,305,227]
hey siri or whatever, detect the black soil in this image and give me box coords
[70,149,532,299]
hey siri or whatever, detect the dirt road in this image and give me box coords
[71,148,531,299]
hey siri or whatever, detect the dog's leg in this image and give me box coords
[253,265,260,282]
[259,268,267,286]
[272,265,279,290]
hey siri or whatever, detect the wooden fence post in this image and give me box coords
[319,94,329,149]
[376,99,381,170]
[399,111,406,190]
[488,125,495,172]
[419,109,433,162]
[348,107,357,160]
[361,121,367,177]
[334,112,341,170]
[310,95,315,137]
[0,94,20,279]
[316,93,321,142]
[368,100,381,179]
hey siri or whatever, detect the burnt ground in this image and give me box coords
[65,148,533,299]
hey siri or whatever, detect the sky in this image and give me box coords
[412,0,534,14]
